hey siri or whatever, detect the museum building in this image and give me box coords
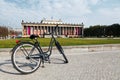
[21,19,84,38]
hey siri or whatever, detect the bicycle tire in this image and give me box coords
[55,41,68,63]
[11,42,41,74]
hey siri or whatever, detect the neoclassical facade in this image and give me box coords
[21,19,84,38]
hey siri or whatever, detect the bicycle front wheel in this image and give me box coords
[11,42,41,74]
[55,41,68,63]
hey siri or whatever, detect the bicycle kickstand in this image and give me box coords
[40,54,45,68]
[41,60,45,68]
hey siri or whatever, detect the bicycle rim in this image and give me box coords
[12,42,41,74]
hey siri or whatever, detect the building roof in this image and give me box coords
[21,19,84,27]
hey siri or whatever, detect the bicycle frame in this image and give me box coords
[33,25,58,57]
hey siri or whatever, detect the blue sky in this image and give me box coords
[0,0,120,28]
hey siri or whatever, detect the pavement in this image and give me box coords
[0,44,120,80]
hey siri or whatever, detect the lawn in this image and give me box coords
[0,38,120,48]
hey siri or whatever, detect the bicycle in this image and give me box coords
[11,24,68,74]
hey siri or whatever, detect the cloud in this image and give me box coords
[89,0,101,5]
[84,6,120,27]
[0,0,120,28]
[98,7,120,18]
[0,0,93,27]
[35,0,92,16]
[99,7,120,24]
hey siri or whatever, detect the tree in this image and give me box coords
[84,25,106,37]
[0,26,8,38]
[84,23,120,37]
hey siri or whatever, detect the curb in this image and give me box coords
[63,44,120,52]
[0,44,120,53]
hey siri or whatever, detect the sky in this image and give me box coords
[0,0,120,28]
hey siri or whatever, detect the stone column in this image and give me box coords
[44,26,46,33]
[74,27,76,35]
[26,26,28,35]
[50,26,51,33]
[70,27,71,35]
[31,26,33,35]
[23,26,27,36]
[66,27,68,35]
[33,26,36,35]
[58,27,59,35]
[60,27,61,35]
[65,27,67,35]
[39,26,41,35]
[46,26,48,34]
[48,26,49,33]
[61,27,62,35]
[63,27,64,35]
[38,26,40,36]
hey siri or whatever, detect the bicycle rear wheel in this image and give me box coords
[11,42,41,74]
[55,41,68,63]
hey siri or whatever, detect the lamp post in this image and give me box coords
[81,22,84,38]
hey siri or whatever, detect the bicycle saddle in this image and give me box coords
[30,34,39,39]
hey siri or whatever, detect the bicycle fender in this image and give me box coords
[10,41,23,54]
[10,41,34,54]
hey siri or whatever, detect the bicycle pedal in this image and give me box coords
[45,58,49,61]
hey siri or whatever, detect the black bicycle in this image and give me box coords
[11,24,68,74]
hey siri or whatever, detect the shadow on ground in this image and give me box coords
[0,60,21,75]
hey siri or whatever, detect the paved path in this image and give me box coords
[0,48,120,80]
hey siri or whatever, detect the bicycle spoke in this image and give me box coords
[20,46,28,57]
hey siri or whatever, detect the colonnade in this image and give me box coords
[23,26,82,37]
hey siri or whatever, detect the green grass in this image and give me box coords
[0,38,120,48]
